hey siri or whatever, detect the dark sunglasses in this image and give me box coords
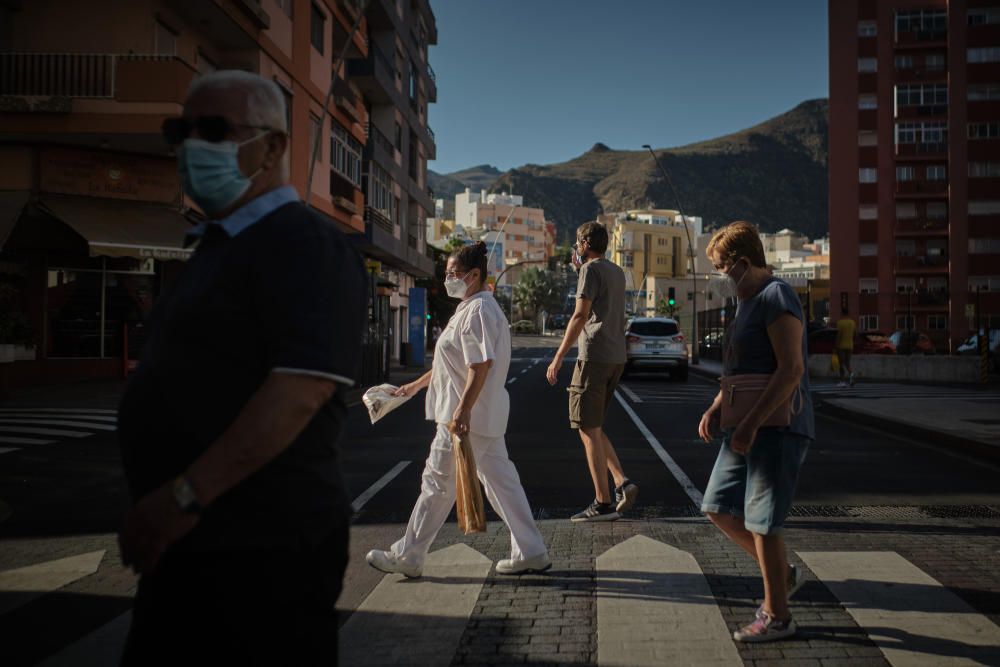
[161,116,275,146]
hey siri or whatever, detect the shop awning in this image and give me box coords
[0,191,31,251]
[39,195,196,261]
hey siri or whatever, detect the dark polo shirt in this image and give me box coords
[118,193,367,551]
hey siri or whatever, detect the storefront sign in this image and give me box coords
[40,148,180,204]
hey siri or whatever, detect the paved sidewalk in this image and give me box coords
[690,358,1000,461]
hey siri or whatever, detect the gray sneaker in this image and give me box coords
[614,480,639,513]
[571,500,620,522]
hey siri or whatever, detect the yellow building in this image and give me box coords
[601,210,691,294]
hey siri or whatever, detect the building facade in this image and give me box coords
[602,209,701,299]
[829,0,1000,351]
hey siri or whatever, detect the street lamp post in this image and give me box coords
[643,145,699,364]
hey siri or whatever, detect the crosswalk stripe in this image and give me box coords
[0,408,117,414]
[339,544,492,666]
[0,413,118,423]
[0,550,106,615]
[597,535,740,666]
[0,426,92,437]
[0,435,55,445]
[0,418,116,431]
[798,551,1000,666]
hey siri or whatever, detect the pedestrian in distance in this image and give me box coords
[546,222,639,522]
[698,221,815,642]
[366,241,551,577]
[116,71,367,665]
[835,307,856,387]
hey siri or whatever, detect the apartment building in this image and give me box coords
[829,0,1000,351]
[602,209,701,295]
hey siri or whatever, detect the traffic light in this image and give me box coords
[668,287,676,306]
[426,313,432,321]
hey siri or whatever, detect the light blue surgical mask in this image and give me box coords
[178,132,268,215]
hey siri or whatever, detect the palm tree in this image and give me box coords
[513,267,563,328]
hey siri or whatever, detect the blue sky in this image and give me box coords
[427,0,828,174]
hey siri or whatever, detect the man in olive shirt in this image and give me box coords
[547,222,639,521]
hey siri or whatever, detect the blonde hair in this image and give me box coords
[706,221,766,268]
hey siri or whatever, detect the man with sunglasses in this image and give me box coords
[117,71,366,664]
[546,222,638,522]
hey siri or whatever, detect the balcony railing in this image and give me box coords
[365,206,394,235]
[894,289,950,308]
[894,254,949,272]
[426,124,435,142]
[426,62,436,83]
[895,142,948,156]
[369,122,395,157]
[0,52,116,97]
[895,218,949,235]
[895,180,948,195]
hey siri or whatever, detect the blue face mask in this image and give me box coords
[178,132,267,215]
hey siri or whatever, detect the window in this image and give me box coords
[621,253,634,268]
[860,204,878,220]
[897,165,915,181]
[896,277,916,293]
[969,238,1000,253]
[895,9,947,35]
[860,278,878,294]
[968,122,1000,139]
[928,314,947,330]
[279,86,293,136]
[895,83,947,107]
[367,161,396,220]
[896,202,917,219]
[408,60,418,101]
[927,201,948,219]
[896,240,916,256]
[860,243,878,256]
[858,20,877,37]
[969,47,1000,63]
[896,315,916,330]
[969,200,1000,215]
[970,161,1000,177]
[968,7,1000,25]
[310,3,325,53]
[656,256,668,265]
[969,276,1000,291]
[859,130,878,146]
[896,121,947,145]
[859,315,879,331]
[858,58,878,73]
[925,53,946,70]
[275,0,293,18]
[858,95,878,110]
[969,84,1000,101]
[895,54,914,70]
[926,164,947,181]
[859,167,878,183]
[629,320,679,336]
[154,20,177,55]
[331,121,362,187]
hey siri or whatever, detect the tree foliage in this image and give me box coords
[513,267,563,324]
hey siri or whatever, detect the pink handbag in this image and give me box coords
[719,373,803,429]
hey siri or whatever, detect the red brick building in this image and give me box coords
[829,0,1000,352]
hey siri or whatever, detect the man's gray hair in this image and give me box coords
[187,70,288,133]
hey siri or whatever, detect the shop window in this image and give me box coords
[859,315,879,331]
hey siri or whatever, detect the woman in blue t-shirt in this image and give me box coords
[697,221,815,643]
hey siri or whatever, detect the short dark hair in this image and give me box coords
[576,221,609,255]
[450,240,488,285]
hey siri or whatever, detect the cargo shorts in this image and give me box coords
[568,359,624,430]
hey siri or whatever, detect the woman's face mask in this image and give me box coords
[178,131,268,215]
[716,257,749,300]
[444,270,476,299]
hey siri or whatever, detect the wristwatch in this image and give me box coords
[172,476,203,514]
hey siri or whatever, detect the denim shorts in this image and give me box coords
[700,429,810,535]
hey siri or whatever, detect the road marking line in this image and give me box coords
[0,408,117,414]
[613,391,704,506]
[0,447,19,455]
[351,461,411,512]
[619,384,642,403]
[798,551,1000,666]
[36,610,132,667]
[340,544,491,667]
[507,377,517,385]
[520,368,529,374]
[0,413,118,423]
[0,436,55,445]
[597,535,741,666]
[0,418,116,431]
[0,550,106,615]
[0,426,92,437]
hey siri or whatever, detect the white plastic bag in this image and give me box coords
[362,384,412,424]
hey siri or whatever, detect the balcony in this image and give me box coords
[365,206,395,235]
[369,122,396,159]
[894,289,949,310]
[895,218,949,236]
[425,62,437,103]
[894,180,948,197]
[895,104,948,120]
[346,45,396,105]
[894,68,948,83]
[894,254,949,273]
[895,29,947,48]
[894,142,947,158]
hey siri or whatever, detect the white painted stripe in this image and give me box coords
[37,611,131,667]
[351,461,411,512]
[0,413,118,423]
[0,447,19,455]
[340,544,491,667]
[0,550,106,615]
[613,391,704,506]
[0,408,117,414]
[272,366,354,386]
[0,436,55,445]
[0,426,92,437]
[798,551,1000,666]
[0,419,116,431]
[596,535,740,666]
[520,368,529,374]
[506,377,517,385]
[618,384,642,403]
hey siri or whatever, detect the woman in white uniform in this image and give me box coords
[366,242,550,577]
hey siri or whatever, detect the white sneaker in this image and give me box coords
[366,549,422,578]
[836,381,847,387]
[495,552,552,575]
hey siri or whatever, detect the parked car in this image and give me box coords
[624,317,688,381]
[698,329,726,359]
[807,328,896,355]
[888,330,936,355]
[957,329,1000,373]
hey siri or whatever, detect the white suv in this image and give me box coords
[624,317,688,381]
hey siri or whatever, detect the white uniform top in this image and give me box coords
[425,290,511,437]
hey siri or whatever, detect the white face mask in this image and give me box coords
[444,272,474,299]
[717,258,749,300]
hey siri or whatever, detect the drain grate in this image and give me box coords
[789,505,852,517]
[920,505,1000,519]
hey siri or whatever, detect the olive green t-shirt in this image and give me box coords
[576,258,626,364]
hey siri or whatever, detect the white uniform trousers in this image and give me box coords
[390,423,546,568]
